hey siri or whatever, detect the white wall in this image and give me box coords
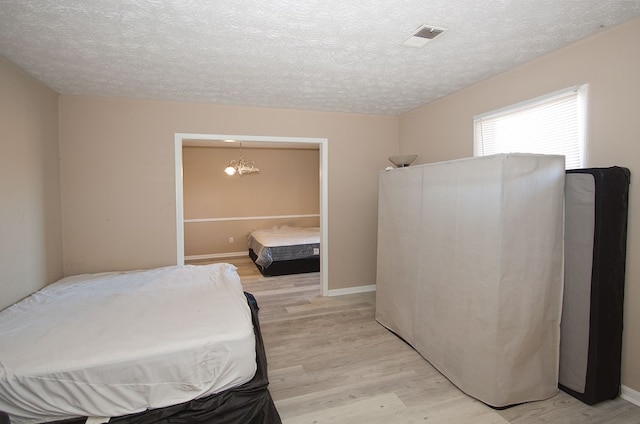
[0,56,63,310]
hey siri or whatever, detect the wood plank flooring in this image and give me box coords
[193,256,640,423]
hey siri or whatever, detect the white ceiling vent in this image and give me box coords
[402,25,448,48]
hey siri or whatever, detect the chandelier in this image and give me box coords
[223,142,260,176]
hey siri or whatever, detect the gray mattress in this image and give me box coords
[247,227,320,268]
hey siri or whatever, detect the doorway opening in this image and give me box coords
[174,133,329,295]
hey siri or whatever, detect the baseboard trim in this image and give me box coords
[326,284,376,297]
[621,385,640,407]
[185,252,247,261]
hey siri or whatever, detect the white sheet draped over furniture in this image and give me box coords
[0,264,256,424]
[376,154,565,408]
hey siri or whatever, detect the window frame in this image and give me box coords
[473,85,588,169]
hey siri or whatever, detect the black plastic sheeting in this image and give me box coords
[24,292,281,424]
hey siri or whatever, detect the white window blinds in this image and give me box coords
[474,86,586,169]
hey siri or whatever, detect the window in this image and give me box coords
[474,86,587,169]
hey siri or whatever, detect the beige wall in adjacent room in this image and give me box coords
[183,146,320,256]
[58,96,398,290]
[0,57,63,310]
[399,17,640,392]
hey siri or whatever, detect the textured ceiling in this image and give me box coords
[1,1,640,115]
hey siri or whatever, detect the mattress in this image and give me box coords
[47,292,282,424]
[559,166,630,404]
[248,226,320,268]
[0,264,257,424]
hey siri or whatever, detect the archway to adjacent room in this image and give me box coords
[174,133,329,296]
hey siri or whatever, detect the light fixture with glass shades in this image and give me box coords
[223,142,260,176]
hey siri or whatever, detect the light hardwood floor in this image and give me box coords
[195,257,640,423]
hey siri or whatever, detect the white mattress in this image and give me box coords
[0,264,256,424]
[249,226,320,247]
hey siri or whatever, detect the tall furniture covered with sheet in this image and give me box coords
[559,166,630,405]
[376,154,566,408]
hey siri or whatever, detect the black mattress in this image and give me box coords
[559,166,630,405]
[2,293,281,424]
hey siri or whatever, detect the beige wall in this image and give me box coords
[0,57,63,310]
[183,146,320,256]
[59,96,398,289]
[399,17,640,392]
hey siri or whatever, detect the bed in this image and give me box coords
[0,264,281,424]
[248,226,320,276]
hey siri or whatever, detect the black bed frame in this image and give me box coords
[249,249,319,277]
[2,293,281,424]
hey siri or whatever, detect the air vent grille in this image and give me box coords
[414,27,444,40]
[402,24,448,47]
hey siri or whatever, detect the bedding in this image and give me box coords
[248,226,320,276]
[0,264,277,424]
